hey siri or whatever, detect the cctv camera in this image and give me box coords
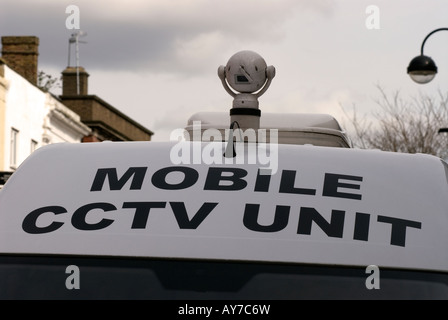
[218,50,276,130]
[223,50,274,94]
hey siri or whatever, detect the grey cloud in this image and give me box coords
[1,5,181,72]
[1,0,337,75]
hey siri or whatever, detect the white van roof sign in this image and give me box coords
[0,141,447,272]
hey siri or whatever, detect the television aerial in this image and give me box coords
[67,30,87,95]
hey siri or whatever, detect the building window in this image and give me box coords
[30,139,38,154]
[10,128,19,169]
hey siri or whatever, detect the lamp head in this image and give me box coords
[407,55,438,84]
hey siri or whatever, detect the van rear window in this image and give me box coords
[0,255,446,300]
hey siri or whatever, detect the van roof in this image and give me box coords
[185,112,352,147]
[0,141,447,272]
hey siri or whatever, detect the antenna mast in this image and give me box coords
[68,30,87,95]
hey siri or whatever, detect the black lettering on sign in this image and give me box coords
[22,206,66,234]
[204,167,248,191]
[169,202,218,229]
[71,202,116,231]
[297,207,345,238]
[123,202,167,229]
[90,167,147,191]
[322,173,363,200]
[243,204,290,232]
[279,170,316,195]
[254,169,271,192]
[152,167,198,190]
[353,212,370,241]
[377,215,422,247]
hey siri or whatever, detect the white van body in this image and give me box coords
[0,139,447,299]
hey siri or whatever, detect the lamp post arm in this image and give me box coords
[420,28,448,55]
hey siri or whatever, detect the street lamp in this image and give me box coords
[407,28,448,84]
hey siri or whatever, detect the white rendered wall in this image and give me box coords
[2,65,90,172]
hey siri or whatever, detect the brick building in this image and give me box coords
[0,35,154,186]
[60,66,153,142]
[1,36,91,180]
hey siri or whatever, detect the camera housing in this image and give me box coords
[218,50,276,130]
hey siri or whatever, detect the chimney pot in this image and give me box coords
[1,36,39,85]
[61,66,89,96]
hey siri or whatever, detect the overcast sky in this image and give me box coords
[1,0,448,141]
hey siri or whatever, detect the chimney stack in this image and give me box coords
[61,66,89,95]
[1,36,39,85]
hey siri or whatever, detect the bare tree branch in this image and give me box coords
[340,86,448,159]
